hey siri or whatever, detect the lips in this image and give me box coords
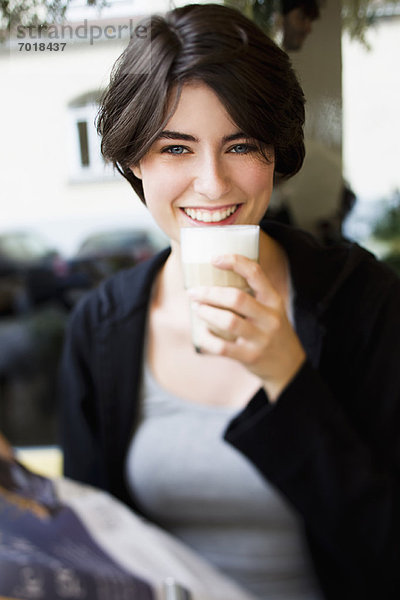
[181,204,239,223]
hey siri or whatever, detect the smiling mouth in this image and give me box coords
[181,204,239,223]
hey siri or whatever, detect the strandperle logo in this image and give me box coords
[16,19,148,46]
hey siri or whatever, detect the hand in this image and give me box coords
[188,254,306,402]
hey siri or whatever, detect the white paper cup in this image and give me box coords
[180,225,260,351]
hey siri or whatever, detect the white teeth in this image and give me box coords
[183,205,237,223]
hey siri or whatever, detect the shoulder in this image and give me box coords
[68,247,171,332]
[319,238,400,316]
[262,220,399,312]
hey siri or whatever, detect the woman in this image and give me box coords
[60,4,400,599]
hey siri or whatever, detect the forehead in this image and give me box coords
[164,81,239,132]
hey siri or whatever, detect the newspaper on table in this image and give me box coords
[0,451,256,600]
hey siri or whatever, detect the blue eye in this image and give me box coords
[163,145,188,155]
[230,144,255,154]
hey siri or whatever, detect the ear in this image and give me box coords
[131,164,142,179]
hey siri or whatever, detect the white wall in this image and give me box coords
[342,16,400,203]
[2,38,157,255]
[0,0,218,256]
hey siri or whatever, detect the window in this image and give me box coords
[68,91,117,182]
[77,120,90,167]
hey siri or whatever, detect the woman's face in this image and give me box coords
[131,82,275,245]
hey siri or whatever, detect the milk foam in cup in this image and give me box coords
[180,225,260,351]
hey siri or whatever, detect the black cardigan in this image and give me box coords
[60,221,400,599]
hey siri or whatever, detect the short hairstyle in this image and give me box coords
[97,3,305,203]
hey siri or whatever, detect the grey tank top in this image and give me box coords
[125,366,322,600]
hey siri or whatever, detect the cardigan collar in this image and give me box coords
[258,219,368,317]
[97,221,371,500]
[258,220,368,367]
[104,220,368,368]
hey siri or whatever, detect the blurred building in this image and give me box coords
[2,1,399,253]
[0,0,344,255]
[1,0,180,256]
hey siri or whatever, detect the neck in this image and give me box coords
[152,240,187,308]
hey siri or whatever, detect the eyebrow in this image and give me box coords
[156,130,251,144]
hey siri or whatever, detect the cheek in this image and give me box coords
[141,162,188,203]
[241,162,274,195]
[141,167,185,241]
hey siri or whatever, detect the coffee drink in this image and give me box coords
[180,225,260,350]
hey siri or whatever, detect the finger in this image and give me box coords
[212,254,282,307]
[192,301,262,341]
[188,286,268,322]
[195,323,259,364]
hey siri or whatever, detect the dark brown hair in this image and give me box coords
[97,3,305,202]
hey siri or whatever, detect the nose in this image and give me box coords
[192,153,231,201]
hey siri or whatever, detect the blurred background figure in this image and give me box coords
[266,140,357,245]
[242,1,351,243]
[279,0,321,51]
[248,0,321,52]
[257,0,356,245]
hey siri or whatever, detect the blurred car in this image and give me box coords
[0,232,76,445]
[69,228,167,287]
[0,228,166,447]
[0,231,87,315]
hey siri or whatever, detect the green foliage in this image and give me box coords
[224,0,278,34]
[2,0,400,45]
[0,0,107,42]
[342,1,400,46]
[342,0,380,49]
[1,0,68,29]
[226,0,400,46]
[373,190,400,241]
